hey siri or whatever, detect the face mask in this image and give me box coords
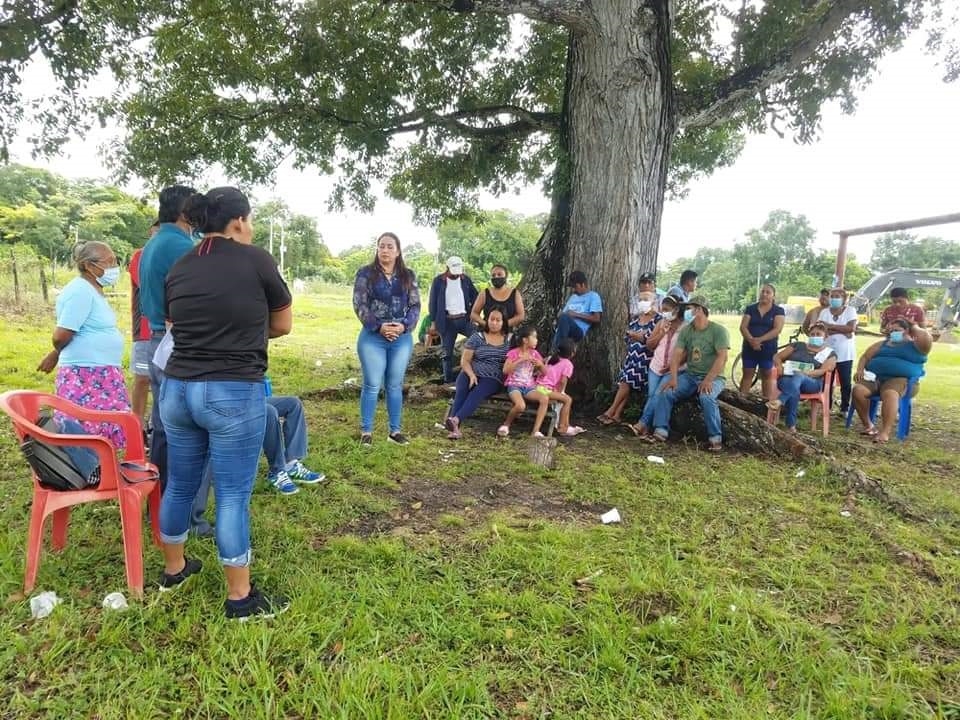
[636,300,652,313]
[683,308,695,323]
[96,266,120,287]
[490,277,507,289]
[889,330,905,343]
[661,310,676,321]
[808,336,825,347]
[829,297,843,309]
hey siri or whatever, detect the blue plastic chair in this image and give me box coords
[845,377,916,440]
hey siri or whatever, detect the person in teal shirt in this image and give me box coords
[36,241,131,448]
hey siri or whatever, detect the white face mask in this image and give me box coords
[661,310,676,321]
[636,300,652,313]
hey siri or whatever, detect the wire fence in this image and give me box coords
[0,250,73,313]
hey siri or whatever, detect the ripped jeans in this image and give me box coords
[159,378,266,567]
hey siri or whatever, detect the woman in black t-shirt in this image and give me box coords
[469,263,526,330]
[157,187,293,621]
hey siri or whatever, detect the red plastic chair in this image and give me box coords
[799,370,838,437]
[0,390,161,599]
[768,368,837,436]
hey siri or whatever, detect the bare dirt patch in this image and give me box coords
[329,475,608,540]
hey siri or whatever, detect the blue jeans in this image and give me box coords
[159,379,266,567]
[262,396,309,475]
[357,329,413,434]
[440,317,474,382]
[638,369,667,429]
[553,314,585,350]
[151,339,214,534]
[146,333,167,489]
[653,372,725,444]
[777,374,823,429]
[450,374,502,423]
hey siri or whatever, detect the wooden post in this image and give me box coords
[11,251,20,307]
[40,266,49,303]
[527,436,558,468]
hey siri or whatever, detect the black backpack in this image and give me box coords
[20,412,101,491]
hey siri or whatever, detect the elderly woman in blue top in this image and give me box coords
[353,232,421,447]
[37,240,131,448]
[851,317,931,443]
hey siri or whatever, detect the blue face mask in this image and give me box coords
[96,265,121,287]
[808,336,825,347]
[829,297,843,309]
[683,308,695,323]
[889,330,905,343]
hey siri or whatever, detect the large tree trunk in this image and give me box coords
[522,2,675,402]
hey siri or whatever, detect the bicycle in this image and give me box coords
[729,326,804,391]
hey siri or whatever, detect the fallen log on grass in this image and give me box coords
[665,389,816,459]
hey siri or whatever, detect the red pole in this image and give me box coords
[834,233,848,288]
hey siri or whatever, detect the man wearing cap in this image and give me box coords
[554,270,603,349]
[652,295,729,451]
[428,256,479,382]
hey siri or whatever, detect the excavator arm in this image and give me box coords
[849,268,960,334]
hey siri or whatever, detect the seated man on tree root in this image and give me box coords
[650,295,730,452]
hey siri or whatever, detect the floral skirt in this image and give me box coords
[55,365,131,450]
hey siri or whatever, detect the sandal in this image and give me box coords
[496,425,510,437]
[872,434,889,444]
[860,426,878,437]
[596,414,616,426]
[623,422,648,437]
[649,432,668,444]
[561,426,586,436]
[707,441,723,452]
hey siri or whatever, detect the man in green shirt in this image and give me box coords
[652,295,730,451]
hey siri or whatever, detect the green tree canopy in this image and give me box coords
[870,231,960,270]
[437,210,543,277]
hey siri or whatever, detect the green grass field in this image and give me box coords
[0,286,958,719]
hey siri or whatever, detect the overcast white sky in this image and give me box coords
[10,33,960,268]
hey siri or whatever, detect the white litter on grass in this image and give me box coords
[30,591,61,619]
[102,592,129,611]
[434,423,447,430]
[646,455,665,464]
[840,510,852,518]
[314,360,323,367]
[343,377,358,386]
[729,604,738,612]
[600,508,621,524]
[795,470,806,478]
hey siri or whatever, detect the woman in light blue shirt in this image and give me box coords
[37,241,131,448]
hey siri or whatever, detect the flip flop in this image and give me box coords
[872,434,889,444]
[860,427,878,437]
[596,414,615,426]
[707,441,723,452]
[622,422,648,437]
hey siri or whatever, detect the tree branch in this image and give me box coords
[679,0,868,130]
[385,0,591,32]
[213,99,559,140]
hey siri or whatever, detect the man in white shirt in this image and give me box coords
[818,287,858,414]
[428,256,479,382]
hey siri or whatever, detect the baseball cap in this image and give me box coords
[446,256,464,274]
[685,294,710,312]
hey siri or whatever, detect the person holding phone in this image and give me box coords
[352,232,421,447]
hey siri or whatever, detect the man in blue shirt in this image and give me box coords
[139,185,212,535]
[667,269,698,303]
[554,270,603,350]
